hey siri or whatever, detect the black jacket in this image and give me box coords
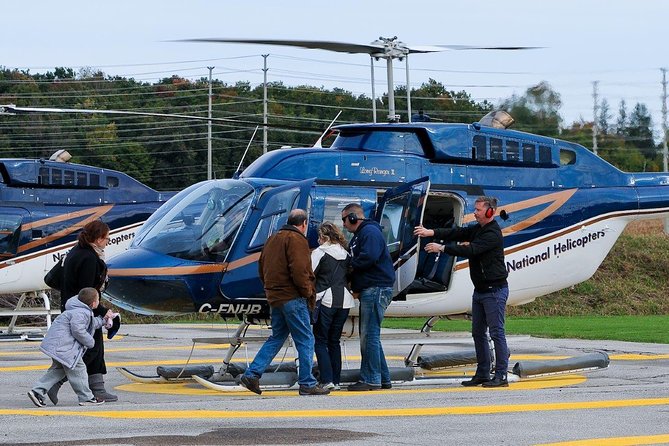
[435,220,507,292]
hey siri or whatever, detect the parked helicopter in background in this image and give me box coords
[0,150,173,335]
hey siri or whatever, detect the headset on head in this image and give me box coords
[345,212,359,224]
[485,206,494,219]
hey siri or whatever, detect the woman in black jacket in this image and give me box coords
[48,220,117,404]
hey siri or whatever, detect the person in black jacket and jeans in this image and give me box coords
[414,196,510,387]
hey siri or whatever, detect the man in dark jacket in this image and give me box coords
[240,209,329,396]
[341,203,395,391]
[414,196,510,387]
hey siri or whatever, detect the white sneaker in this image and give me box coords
[79,397,105,406]
[323,382,341,391]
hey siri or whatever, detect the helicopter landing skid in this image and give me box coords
[116,367,185,384]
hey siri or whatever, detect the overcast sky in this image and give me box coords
[3,0,668,134]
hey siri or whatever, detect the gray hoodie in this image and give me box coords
[39,297,104,369]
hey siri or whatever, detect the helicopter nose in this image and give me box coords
[103,248,224,316]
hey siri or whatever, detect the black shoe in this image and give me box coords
[381,382,392,389]
[461,375,491,387]
[28,390,46,407]
[79,397,105,406]
[347,381,381,391]
[240,375,262,395]
[299,384,330,396]
[482,376,508,388]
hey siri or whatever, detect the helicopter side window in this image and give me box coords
[0,215,22,258]
[51,168,62,185]
[76,172,87,186]
[90,174,100,187]
[559,148,576,165]
[506,140,520,162]
[538,145,552,164]
[472,135,487,161]
[490,138,503,161]
[248,187,301,250]
[38,167,49,185]
[522,143,536,163]
[106,176,119,188]
[64,170,75,186]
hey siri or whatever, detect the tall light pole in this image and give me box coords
[661,68,668,172]
[207,66,214,180]
[592,81,599,156]
[262,54,268,154]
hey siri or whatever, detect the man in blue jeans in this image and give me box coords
[341,203,396,391]
[415,196,510,387]
[240,209,329,396]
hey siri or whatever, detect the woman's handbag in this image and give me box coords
[44,257,65,291]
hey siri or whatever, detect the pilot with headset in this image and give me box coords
[341,203,396,391]
[414,196,510,388]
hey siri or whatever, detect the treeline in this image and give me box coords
[0,68,663,191]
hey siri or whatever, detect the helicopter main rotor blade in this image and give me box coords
[178,38,541,55]
[178,38,386,55]
[426,44,542,51]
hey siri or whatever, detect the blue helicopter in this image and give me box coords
[102,110,669,327]
[0,150,174,297]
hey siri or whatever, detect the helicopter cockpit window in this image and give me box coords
[137,180,254,262]
[248,186,302,250]
[0,214,22,258]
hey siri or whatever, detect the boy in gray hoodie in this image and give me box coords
[28,287,111,406]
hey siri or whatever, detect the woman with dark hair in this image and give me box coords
[311,221,355,391]
[48,220,118,404]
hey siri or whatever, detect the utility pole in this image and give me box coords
[262,54,269,154]
[207,66,214,180]
[661,68,668,172]
[592,81,599,156]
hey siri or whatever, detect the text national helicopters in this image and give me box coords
[104,109,669,328]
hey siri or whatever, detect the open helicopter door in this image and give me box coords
[374,177,430,296]
[220,178,315,301]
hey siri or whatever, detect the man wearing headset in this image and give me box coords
[341,203,395,391]
[414,196,510,387]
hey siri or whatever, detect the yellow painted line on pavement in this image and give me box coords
[535,433,669,445]
[609,354,669,361]
[2,397,668,419]
[117,374,585,396]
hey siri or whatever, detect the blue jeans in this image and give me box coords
[471,286,510,379]
[244,297,317,387]
[358,287,393,385]
[313,305,350,385]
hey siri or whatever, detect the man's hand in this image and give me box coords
[414,225,434,238]
[424,242,443,254]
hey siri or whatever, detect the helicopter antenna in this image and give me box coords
[234,125,260,177]
[313,110,342,148]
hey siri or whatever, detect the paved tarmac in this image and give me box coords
[1,322,668,446]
